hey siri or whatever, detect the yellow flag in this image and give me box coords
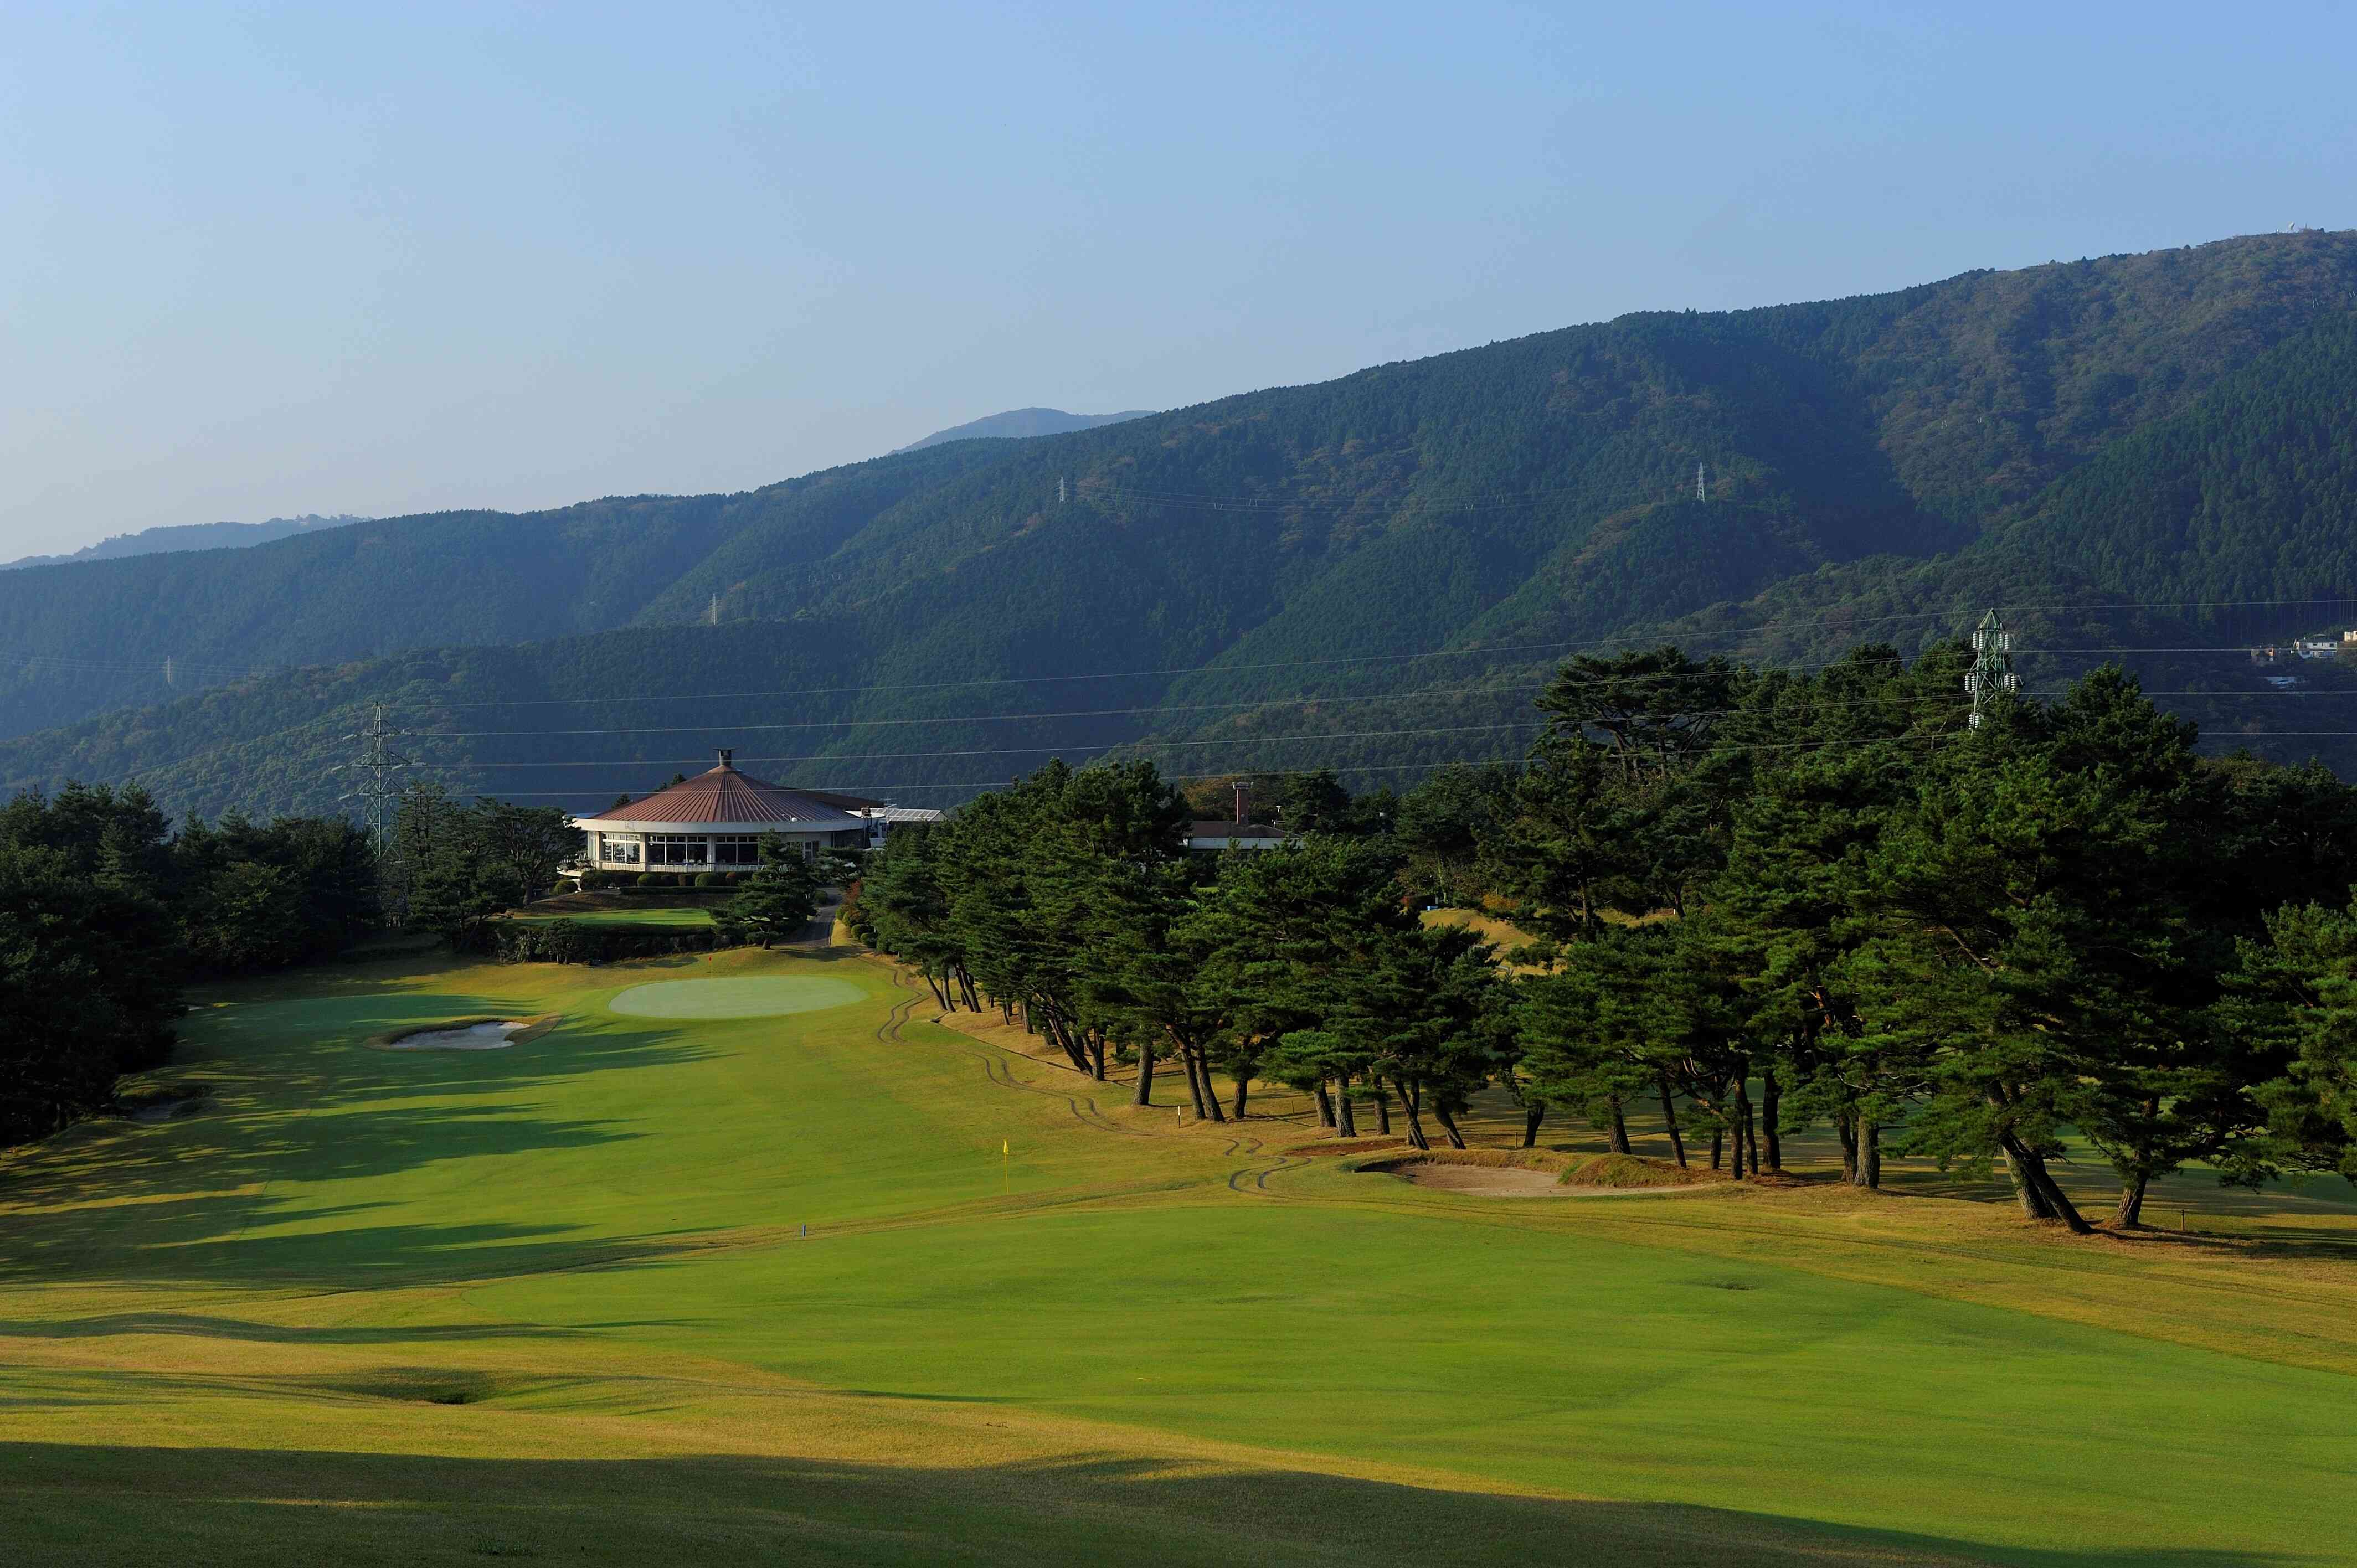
[1001,1139,1008,1155]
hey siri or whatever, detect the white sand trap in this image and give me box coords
[388,1021,527,1051]
[607,976,866,1020]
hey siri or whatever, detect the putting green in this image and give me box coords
[605,974,866,1019]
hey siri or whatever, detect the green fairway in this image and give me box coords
[7,943,2357,1566]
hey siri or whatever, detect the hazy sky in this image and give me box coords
[4,3,2354,558]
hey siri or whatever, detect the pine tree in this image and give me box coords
[719,834,822,947]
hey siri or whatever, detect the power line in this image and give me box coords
[7,587,2354,704]
[456,734,1963,800]
[415,722,1557,771]
[411,682,1564,739]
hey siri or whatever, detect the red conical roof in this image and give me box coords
[582,755,864,826]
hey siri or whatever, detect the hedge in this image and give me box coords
[466,918,752,964]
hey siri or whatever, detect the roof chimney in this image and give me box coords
[717,748,734,770]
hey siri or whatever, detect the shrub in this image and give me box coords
[636,871,674,890]
[578,869,609,892]
[486,919,744,965]
[693,870,727,889]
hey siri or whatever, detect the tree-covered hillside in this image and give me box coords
[9,231,2357,817]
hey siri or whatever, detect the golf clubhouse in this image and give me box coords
[573,750,894,871]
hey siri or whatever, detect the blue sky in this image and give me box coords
[3,2,2353,556]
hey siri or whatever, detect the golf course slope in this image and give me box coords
[3,941,2354,1566]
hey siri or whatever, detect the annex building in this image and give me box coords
[574,750,893,871]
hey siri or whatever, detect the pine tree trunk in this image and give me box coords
[2031,1159,2091,1234]
[1433,1102,1468,1150]
[1837,1107,1859,1184]
[1659,1077,1686,1168]
[1761,1066,1783,1172]
[1231,1074,1249,1120]
[2001,1131,2092,1233]
[1398,1080,1431,1151]
[2113,1172,2150,1229]
[1181,1046,1211,1119]
[1608,1096,1631,1155]
[2001,1144,2055,1219]
[1088,1033,1106,1082]
[1522,1103,1545,1149]
[1710,1127,1723,1170]
[1739,1085,1760,1177]
[1048,1014,1082,1073]
[1314,1080,1336,1129]
[1134,1044,1155,1106]
[1193,1049,1227,1122]
[1373,1087,1391,1134]
[1334,1075,1358,1138]
[1859,1118,1880,1189]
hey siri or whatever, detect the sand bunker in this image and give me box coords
[1369,1159,1684,1198]
[387,1021,528,1051]
[606,976,866,1020]
[1383,1162,1572,1196]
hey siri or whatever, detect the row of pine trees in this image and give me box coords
[850,643,2357,1227]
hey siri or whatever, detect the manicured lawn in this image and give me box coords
[510,901,723,929]
[4,941,2356,1565]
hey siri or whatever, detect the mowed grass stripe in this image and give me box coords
[3,944,2355,1565]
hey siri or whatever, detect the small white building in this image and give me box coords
[574,751,874,870]
[1183,819,1287,853]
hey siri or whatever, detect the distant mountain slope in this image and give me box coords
[894,406,1156,451]
[2,513,366,570]
[10,230,2357,816]
[23,306,2357,822]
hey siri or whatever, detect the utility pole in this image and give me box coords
[1058,475,1068,506]
[163,656,174,689]
[335,703,411,853]
[1696,462,1707,503]
[1966,609,2019,730]
[709,592,719,627]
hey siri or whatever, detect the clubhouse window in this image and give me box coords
[602,837,641,866]
[712,835,763,866]
[646,834,708,865]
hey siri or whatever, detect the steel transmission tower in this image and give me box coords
[1966,610,2019,730]
[336,703,411,852]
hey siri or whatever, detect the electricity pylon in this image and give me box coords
[1966,610,2019,730]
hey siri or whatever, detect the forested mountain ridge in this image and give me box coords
[9,230,2357,819]
[894,406,1156,450]
[1,513,367,571]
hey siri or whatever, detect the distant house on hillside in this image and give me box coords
[1183,819,1287,853]
[573,751,878,870]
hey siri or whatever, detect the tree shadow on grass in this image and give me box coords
[0,1202,724,1291]
[0,1441,2314,1568]
[0,1311,658,1344]
[0,1018,745,1288]
[2,1021,712,1206]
